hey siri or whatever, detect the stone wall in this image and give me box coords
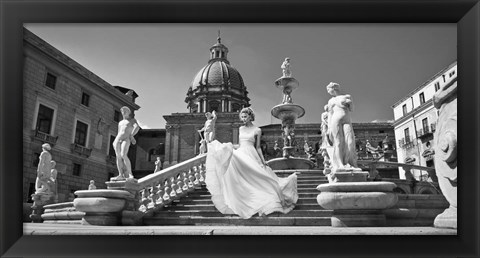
[23,29,139,203]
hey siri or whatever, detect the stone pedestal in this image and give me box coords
[73,189,133,226]
[30,192,55,223]
[105,178,144,225]
[317,180,398,227]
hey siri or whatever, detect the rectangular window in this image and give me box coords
[45,72,57,89]
[419,92,425,104]
[109,135,116,156]
[379,130,385,133]
[434,82,441,92]
[449,70,455,77]
[73,163,82,176]
[32,152,40,167]
[404,128,410,143]
[114,110,120,122]
[36,104,54,134]
[81,92,90,107]
[442,74,446,82]
[74,120,88,147]
[402,104,407,116]
[422,118,429,132]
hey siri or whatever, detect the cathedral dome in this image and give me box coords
[191,60,246,90]
[185,33,250,113]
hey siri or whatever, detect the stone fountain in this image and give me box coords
[267,58,315,170]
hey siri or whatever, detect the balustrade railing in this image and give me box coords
[31,129,58,146]
[70,143,92,157]
[136,154,207,214]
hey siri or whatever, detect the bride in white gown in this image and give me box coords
[205,107,298,219]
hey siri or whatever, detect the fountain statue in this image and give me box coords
[266,58,315,170]
[316,82,398,227]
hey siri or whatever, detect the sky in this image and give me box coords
[25,24,457,129]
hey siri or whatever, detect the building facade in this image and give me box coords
[392,61,457,180]
[23,28,140,202]
[260,122,396,161]
[163,35,250,167]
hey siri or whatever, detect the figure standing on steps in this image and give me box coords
[198,110,217,144]
[113,106,139,180]
[326,82,358,173]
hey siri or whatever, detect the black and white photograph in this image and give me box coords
[1,1,478,257]
[22,23,457,235]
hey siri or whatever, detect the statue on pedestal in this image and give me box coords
[198,110,217,144]
[88,180,97,190]
[325,82,358,174]
[35,143,53,193]
[154,157,162,172]
[281,57,291,78]
[113,106,139,180]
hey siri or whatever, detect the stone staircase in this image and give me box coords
[143,169,333,226]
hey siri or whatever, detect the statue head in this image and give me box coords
[120,106,131,118]
[42,143,51,151]
[239,107,255,122]
[326,82,340,95]
[205,112,213,119]
[50,160,56,168]
[90,180,95,185]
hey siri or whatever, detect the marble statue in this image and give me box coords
[433,78,457,229]
[281,57,291,77]
[198,110,217,144]
[325,82,358,173]
[273,140,281,157]
[35,143,53,193]
[88,180,97,190]
[154,157,162,172]
[113,106,139,180]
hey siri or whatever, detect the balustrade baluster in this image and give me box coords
[176,174,186,197]
[163,180,173,205]
[154,183,165,208]
[169,177,179,200]
[199,164,206,184]
[193,166,201,186]
[147,184,158,210]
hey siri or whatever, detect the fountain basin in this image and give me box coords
[271,103,305,120]
[267,157,315,170]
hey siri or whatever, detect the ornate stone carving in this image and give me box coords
[433,79,457,229]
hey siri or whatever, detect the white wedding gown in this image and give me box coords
[205,127,298,219]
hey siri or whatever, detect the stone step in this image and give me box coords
[153,209,332,218]
[173,196,319,205]
[173,192,321,201]
[187,187,320,195]
[143,216,331,226]
[162,203,325,211]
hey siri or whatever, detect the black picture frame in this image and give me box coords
[1,0,478,257]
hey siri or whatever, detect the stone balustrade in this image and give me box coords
[136,154,207,214]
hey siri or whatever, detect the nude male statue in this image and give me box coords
[113,106,139,180]
[36,143,53,193]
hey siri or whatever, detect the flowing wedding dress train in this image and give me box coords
[205,128,298,219]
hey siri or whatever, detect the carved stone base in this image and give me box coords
[30,192,56,223]
[73,189,133,226]
[434,206,457,229]
[317,181,398,227]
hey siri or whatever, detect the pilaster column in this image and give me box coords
[228,101,232,112]
[163,125,172,168]
[221,99,225,112]
[197,102,201,113]
[171,124,180,165]
[203,99,207,113]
